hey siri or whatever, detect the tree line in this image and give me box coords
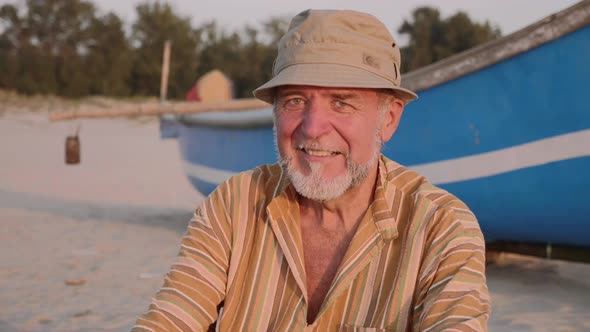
[0,0,501,99]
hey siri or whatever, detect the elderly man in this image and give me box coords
[134,9,490,331]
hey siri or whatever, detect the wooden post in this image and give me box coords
[160,40,172,102]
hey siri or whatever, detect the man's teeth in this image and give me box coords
[304,149,339,156]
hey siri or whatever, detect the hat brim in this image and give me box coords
[253,63,418,104]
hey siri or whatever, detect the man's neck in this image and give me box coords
[298,164,379,230]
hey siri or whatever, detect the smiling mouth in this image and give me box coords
[297,145,341,157]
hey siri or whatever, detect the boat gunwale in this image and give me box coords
[401,0,590,92]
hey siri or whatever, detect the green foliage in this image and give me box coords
[26,0,97,97]
[0,0,129,97]
[0,2,499,98]
[85,13,132,96]
[398,7,501,73]
[130,1,200,98]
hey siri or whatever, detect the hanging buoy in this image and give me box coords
[65,125,81,164]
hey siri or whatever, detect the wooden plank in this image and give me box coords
[48,98,271,121]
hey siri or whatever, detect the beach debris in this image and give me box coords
[37,316,52,324]
[64,278,87,286]
[73,309,92,318]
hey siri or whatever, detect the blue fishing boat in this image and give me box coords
[161,1,590,251]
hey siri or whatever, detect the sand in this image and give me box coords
[1,107,589,332]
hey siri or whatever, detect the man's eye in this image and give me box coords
[283,98,305,110]
[334,100,352,110]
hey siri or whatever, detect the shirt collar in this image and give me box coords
[369,156,399,240]
[270,155,400,241]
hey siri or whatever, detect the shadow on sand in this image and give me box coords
[0,188,193,233]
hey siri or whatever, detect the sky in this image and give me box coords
[1,0,580,44]
[94,0,579,43]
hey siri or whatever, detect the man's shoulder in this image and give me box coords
[381,156,470,213]
[236,162,283,184]
[381,157,480,244]
[213,163,284,199]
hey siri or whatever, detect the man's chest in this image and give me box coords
[301,220,358,321]
[221,214,417,331]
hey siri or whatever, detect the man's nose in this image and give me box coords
[301,103,331,138]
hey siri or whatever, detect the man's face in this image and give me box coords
[273,85,402,201]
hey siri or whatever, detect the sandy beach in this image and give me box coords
[1,105,589,332]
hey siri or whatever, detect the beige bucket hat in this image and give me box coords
[253,9,418,104]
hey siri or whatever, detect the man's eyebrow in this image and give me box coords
[329,92,363,102]
[275,89,364,101]
[329,91,364,103]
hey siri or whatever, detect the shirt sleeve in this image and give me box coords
[132,184,233,332]
[412,204,491,332]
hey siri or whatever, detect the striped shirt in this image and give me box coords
[133,156,490,331]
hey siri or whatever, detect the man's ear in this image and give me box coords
[380,97,405,143]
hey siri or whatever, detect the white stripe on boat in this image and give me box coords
[184,161,236,184]
[184,129,590,186]
[411,129,590,184]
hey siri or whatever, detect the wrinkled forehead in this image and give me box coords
[274,85,382,99]
[272,85,400,105]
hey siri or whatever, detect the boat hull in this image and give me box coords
[163,20,590,247]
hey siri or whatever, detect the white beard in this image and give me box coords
[276,133,382,202]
